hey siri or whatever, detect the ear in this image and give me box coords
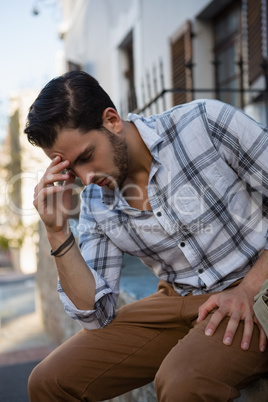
[102,108,123,133]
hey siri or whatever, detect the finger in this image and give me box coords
[198,296,218,322]
[33,183,65,206]
[240,313,254,350]
[60,174,77,204]
[220,311,242,346]
[254,317,267,352]
[47,158,70,174]
[204,308,227,336]
[35,168,70,197]
[34,174,68,197]
[49,155,62,167]
[259,326,267,352]
[44,172,70,187]
[62,172,76,187]
[41,158,69,184]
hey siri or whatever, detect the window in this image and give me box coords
[170,21,193,106]
[247,0,267,85]
[119,31,137,114]
[213,2,243,107]
[67,61,81,71]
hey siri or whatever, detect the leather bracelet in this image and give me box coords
[54,237,75,257]
[50,233,75,257]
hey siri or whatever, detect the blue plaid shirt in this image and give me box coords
[58,99,268,329]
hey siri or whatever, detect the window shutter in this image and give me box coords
[68,61,81,71]
[171,21,193,105]
[247,0,263,84]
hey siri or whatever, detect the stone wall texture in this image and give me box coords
[36,221,80,346]
[37,221,268,401]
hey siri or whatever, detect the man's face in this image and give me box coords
[43,127,129,190]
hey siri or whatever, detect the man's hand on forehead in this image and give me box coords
[33,155,76,233]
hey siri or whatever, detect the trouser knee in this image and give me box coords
[28,361,48,396]
[156,361,213,402]
[155,366,236,402]
[155,368,193,402]
[28,355,96,401]
[28,358,70,400]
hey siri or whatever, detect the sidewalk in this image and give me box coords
[0,268,54,402]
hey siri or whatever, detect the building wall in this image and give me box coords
[37,220,81,345]
[59,0,268,124]
[4,90,48,273]
[59,0,212,113]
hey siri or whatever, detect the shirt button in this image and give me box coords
[156,211,162,217]
[180,241,186,247]
[198,269,204,274]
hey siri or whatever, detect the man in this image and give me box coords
[25,70,268,401]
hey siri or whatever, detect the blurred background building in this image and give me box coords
[0,90,48,274]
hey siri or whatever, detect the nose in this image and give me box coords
[75,168,95,186]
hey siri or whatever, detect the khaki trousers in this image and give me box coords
[28,281,268,401]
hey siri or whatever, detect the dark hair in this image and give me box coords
[24,70,117,148]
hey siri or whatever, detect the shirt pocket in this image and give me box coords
[172,163,236,228]
[227,181,263,229]
[172,184,204,224]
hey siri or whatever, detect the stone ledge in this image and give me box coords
[0,346,54,367]
[237,378,268,401]
[105,378,268,402]
[106,382,156,402]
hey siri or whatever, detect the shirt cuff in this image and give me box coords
[265,230,268,250]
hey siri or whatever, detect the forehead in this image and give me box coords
[43,128,95,161]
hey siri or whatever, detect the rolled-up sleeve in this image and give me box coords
[57,185,123,330]
[265,231,268,250]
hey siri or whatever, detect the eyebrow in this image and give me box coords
[69,145,94,168]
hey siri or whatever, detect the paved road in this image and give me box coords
[0,273,35,325]
[0,270,53,402]
[0,361,38,402]
[120,254,159,299]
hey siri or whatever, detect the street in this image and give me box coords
[0,272,35,327]
[0,268,53,402]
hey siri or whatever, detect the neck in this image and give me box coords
[121,121,152,210]
[123,121,152,183]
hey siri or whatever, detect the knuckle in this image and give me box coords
[216,307,227,317]
[246,319,254,329]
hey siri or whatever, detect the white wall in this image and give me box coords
[59,0,215,113]
[6,91,49,274]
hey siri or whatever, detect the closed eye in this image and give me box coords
[70,145,95,170]
[78,154,93,164]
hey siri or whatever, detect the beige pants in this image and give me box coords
[28,281,268,401]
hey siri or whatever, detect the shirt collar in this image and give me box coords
[128,113,163,163]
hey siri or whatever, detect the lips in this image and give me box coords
[96,177,109,187]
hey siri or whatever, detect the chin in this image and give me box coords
[106,181,117,190]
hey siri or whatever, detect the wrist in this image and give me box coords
[239,272,265,300]
[238,280,258,300]
[50,232,75,257]
[46,226,71,249]
[240,250,268,297]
